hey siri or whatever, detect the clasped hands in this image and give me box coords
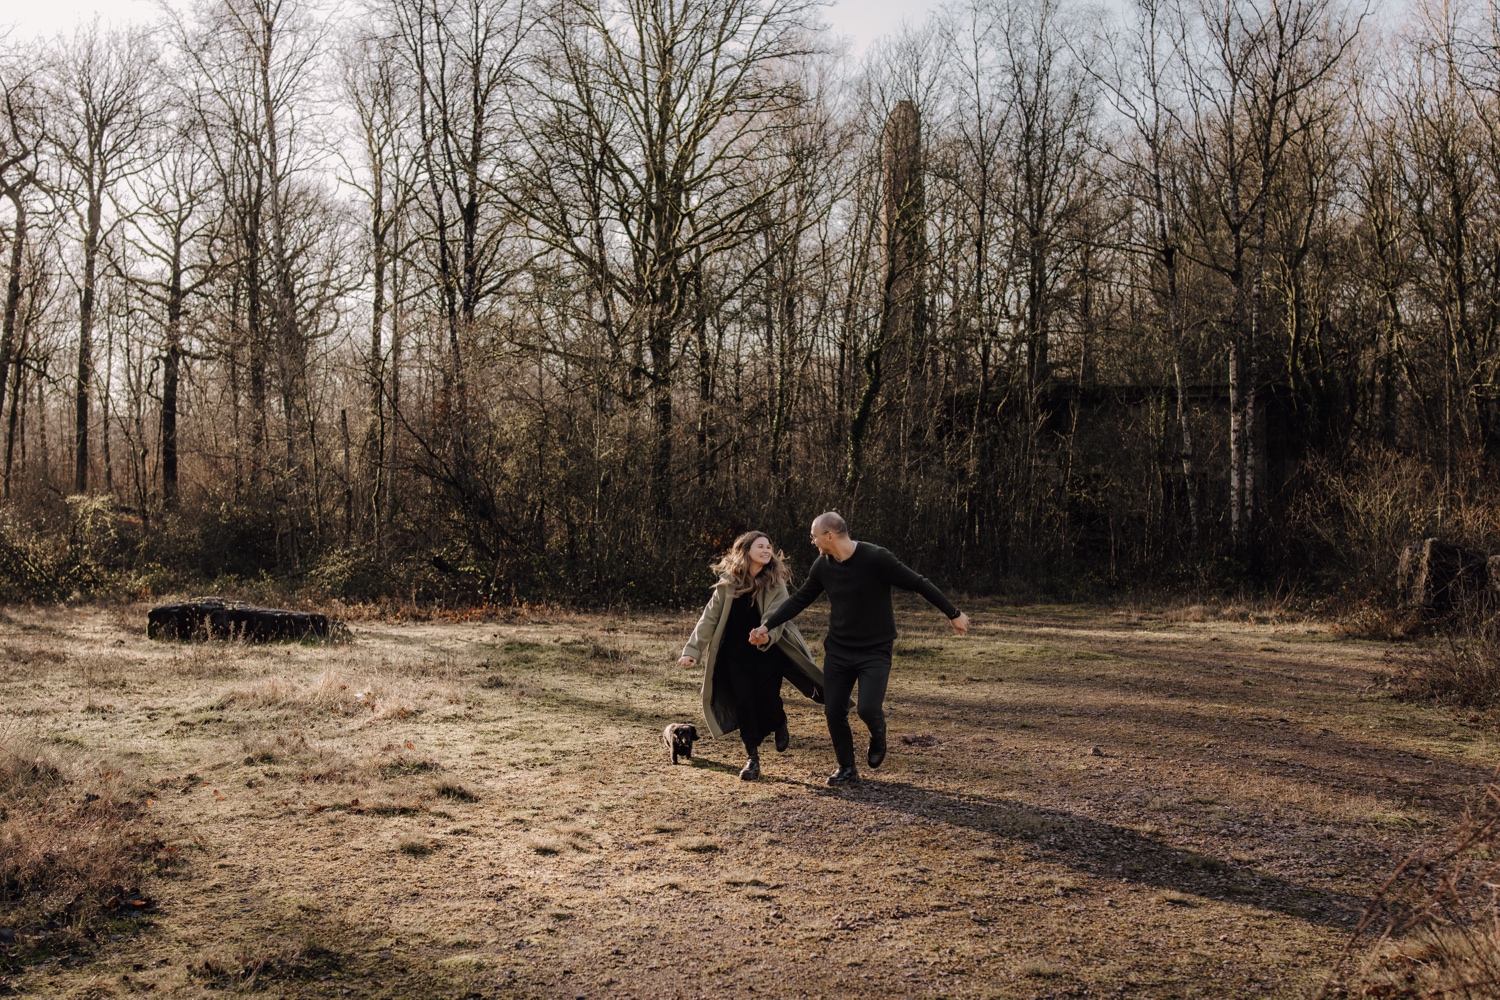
[750,614,968,645]
[679,614,971,668]
[678,627,768,667]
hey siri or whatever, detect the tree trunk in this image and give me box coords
[0,191,26,430]
[161,252,183,508]
[3,336,25,499]
[341,408,352,544]
[650,326,674,519]
[848,100,924,495]
[102,306,114,494]
[367,197,386,544]
[75,190,102,494]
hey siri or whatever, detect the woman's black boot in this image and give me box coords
[774,724,790,752]
[740,756,761,780]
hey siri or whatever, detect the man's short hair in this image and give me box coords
[812,511,848,536]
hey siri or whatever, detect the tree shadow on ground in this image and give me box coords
[786,777,1367,929]
[897,700,1490,823]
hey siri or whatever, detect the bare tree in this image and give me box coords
[515,0,819,521]
[1095,0,1201,543]
[342,24,417,548]
[1175,0,1359,551]
[387,0,530,402]
[0,48,46,455]
[172,0,335,564]
[48,22,157,494]
[126,117,224,508]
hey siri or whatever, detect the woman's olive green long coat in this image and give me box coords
[680,580,824,739]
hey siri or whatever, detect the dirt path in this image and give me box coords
[1,600,1494,998]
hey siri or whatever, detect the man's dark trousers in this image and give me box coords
[822,637,891,768]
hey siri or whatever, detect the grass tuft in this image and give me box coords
[1389,617,1500,708]
[1018,959,1067,979]
[435,781,479,802]
[192,937,341,987]
[379,757,440,780]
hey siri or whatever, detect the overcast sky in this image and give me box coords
[2,0,947,51]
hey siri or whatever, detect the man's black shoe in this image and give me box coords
[826,765,859,786]
[740,758,761,781]
[868,730,887,769]
[775,724,790,752]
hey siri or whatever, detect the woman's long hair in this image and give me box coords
[711,531,788,598]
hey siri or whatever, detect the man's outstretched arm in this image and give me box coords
[762,570,823,629]
[877,549,969,633]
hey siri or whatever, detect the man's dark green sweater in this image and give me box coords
[762,542,959,648]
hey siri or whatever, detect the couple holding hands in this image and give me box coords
[677,512,970,785]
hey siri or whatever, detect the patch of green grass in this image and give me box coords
[397,839,433,857]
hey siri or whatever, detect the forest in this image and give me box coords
[0,0,1490,606]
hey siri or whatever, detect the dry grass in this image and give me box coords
[1323,782,1500,999]
[191,934,341,989]
[0,598,1496,996]
[0,727,169,963]
[222,664,461,720]
[1018,958,1069,978]
[1389,617,1500,709]
[1334,602,1426,641]
[434,781,478,802]
[396,839,434,857]
[1347,927,1500,998]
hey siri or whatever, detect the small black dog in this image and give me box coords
[662,723,698,764]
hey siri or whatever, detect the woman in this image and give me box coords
[678,531,825,780]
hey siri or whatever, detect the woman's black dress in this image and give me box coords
[717,591,789,754]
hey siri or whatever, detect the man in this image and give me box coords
[750,512,969,785]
